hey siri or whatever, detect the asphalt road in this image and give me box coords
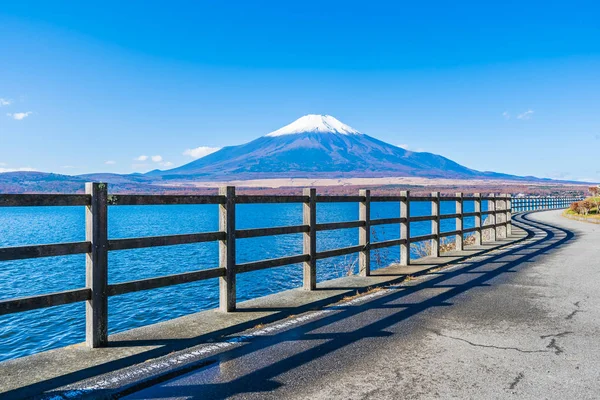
[123,210,600,400]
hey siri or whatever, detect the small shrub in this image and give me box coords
[411,241,432,259]
[570,202,580,213]
[578,200,593,215]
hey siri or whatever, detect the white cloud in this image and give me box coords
[183,146,221,159]
[7,111,33,120]
[133,155,172,168]
[0,166,35,173]
[397,144,410,150]
[502,111,510,119]
[0,98,12,107]
[0,162,6,166]
[105,160,117,165]
[517,110,534,120]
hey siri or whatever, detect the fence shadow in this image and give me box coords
[32,211,575,400]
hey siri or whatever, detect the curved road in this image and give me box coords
[115,210,599,399]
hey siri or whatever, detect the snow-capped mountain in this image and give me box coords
[156,114,512,180]
[265,114,361,136]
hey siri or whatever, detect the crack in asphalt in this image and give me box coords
[546,338,564,355]
[566,309,582,320]
[540,331,572,339]
[508,372,524,390]
[430,330,548,354]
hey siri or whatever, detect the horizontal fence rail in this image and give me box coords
[0,186,582,348]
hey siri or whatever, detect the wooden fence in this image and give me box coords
[0,183,580,348]
[511,196,581,212]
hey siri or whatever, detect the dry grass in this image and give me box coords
[253,323,265,329]
[365,286,384,294]
[339,286,384,303]
[564,209,600,220]
[341,290,362,302]
[332,254,359,277]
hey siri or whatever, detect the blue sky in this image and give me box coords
[1,1,599,181]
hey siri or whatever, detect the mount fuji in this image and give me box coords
[155,114,513,180]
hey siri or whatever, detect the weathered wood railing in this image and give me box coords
[511,196,581,212]
[0,184,579,348]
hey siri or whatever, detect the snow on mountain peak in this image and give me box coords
[265,115,361,137]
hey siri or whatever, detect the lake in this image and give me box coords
[0,199,487,362]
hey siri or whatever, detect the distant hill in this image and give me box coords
[0,172,87,193]
[0,171,172,194]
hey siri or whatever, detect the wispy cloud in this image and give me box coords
[0,166,35,173]
[502,111,510,119]
[517,110,534,120]
[61,165,77,169]
[0,98,12,107]
[7,111,33,120]
[134,154,173,169]
[105,160,117,165]
[183,146,221,159]
[396,144,410,150]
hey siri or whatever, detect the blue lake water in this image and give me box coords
[0,200,487,362]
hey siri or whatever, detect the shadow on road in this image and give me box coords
[18,212,575,400]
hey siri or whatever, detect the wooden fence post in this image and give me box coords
[431,192,440,257]
[85,182,108,348]
[474,193,482,245]
[489,194,497,241]
[219,186,236,312]
[303,188,317,290]
[506,194,512,236]
[359,189,371,277]
[400,190,410,265]
[455,192,463,251]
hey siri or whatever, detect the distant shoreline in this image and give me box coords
[160,176,587,189]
